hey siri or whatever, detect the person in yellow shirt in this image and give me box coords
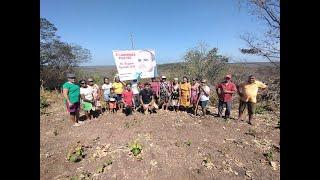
[237,75,267,125]
[112,76,126,110]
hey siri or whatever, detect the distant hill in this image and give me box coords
[79,61,279,69]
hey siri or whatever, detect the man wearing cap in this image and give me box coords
[159,75,171,111]
[199,79,210,117]
[62,73,81,126]
[216,74,237,120]
[237,75,268,125]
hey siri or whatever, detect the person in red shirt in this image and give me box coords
[216,74,237,120]
[150,77,160,105]
[122,84,135,116]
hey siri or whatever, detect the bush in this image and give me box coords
[40,95,49,109]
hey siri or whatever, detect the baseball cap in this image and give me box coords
[174,78,178,81]
[201,79,207,83]
[225,74,232,79]
[161,75,166,79]
[67,73,76,78]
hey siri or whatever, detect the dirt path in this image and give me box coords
[40,97,280,180]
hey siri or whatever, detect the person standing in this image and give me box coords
[171,78,180,112]
[87,78,101,119]
[112,76,126,111]
[62,73,81,126]
[216,74,237,120]
[139,82,156,115]
[150,77,160,105]
[199,79,210,117]
[159,76,171,111]
[237,75,268,125]
[80,79,94,121]
[101,77,112,113]
[179,76,191,112]
[131,79,140,110]
[190,78,200,113]
[122,84,135,116]
[108,88,118,113]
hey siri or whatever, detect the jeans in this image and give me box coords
[218,100,232,117]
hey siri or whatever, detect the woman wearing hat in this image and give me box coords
[80,79,94,121]
[62,73,81,126]
[198,79,211,117]
[159,75,171,111]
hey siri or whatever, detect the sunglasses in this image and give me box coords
[80,82,86,84]
[88,81,93,82]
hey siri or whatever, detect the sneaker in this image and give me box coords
[73,123,81,127]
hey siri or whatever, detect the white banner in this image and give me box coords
[112,50,157,81]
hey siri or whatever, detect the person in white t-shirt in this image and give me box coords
[80,80,94,120]
[101,77,112,112]
[131,79,140,110]
[199,79,210,117]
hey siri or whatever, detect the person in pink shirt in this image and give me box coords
[122,84,135,116]
[215,74,237,120]
[150,77,160,105]
[190,78,200,113]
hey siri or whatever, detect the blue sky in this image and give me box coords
[41,0,268,66]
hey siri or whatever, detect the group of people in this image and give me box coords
[62,73,267,127]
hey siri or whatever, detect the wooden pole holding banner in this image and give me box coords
[130,33,134,50]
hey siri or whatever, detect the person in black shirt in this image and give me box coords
[139,82,157,114]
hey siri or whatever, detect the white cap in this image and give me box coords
[174,78,178,81]
[161,75,166,79]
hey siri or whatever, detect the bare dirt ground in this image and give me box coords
[40,93,280,180]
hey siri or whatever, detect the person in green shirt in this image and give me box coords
[62,73,81,126]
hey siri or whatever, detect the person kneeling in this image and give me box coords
[122,84,135,116]
[140,82,157,115]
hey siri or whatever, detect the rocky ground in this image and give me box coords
[40,93,280,180]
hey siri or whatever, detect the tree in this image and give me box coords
[184,42,228,83]
[239,0,280,69]
[40,18,91,89]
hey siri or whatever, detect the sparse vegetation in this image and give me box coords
[67,143,85,163]
[129,140,143,156]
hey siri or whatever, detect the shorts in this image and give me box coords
[66,101,80,113]
[82,102,93,111]
[171,99,179,106]
[104,93,110,101]
[116,94,122,102]
[239,101,256,115]
[109,101,117,109]
[200,100,208,109]
[95,100,101,107]
[142,102,158,110]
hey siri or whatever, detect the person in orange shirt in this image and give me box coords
[237,75,267,125]
[179,76,191,112]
